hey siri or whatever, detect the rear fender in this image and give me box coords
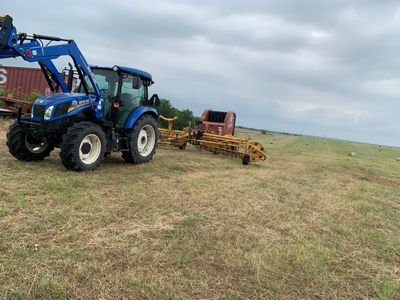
[124,106,158,129]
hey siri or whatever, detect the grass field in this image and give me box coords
[0,119,399,299]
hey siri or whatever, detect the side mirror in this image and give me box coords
[132,76,142,89]
[149,94,160,107]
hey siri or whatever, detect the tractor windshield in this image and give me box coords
[78,68,119,119]
[79,68,119,99]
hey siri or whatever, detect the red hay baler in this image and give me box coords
[199,110,236,136]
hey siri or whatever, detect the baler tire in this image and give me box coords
[59,122,106,171]
[122,114,159,164]
[242,154,250,165]
[6,122,54,161]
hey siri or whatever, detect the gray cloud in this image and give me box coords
[2,0,400,146]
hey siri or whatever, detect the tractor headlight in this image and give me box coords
[44,105,54,120]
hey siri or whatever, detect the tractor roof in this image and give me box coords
[90,65,152,81]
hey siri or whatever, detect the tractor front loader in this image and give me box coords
[0,15,160,171]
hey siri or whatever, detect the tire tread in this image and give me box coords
[122,114,158,164]
[6,122,53,161]
[59,122,106,171]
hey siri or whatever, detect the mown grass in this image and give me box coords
[0,120,399,299]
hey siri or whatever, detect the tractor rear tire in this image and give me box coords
[60,122,106,171]
[6,122,54,161]
[122,114,158,164]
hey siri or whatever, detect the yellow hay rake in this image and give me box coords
[158,115,266,164]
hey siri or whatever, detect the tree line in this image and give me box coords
[157,99,197,130]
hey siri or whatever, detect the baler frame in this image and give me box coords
[159,115,266,165]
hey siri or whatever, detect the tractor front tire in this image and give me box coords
[60,122,106,171]
[6,122,54,161]
[122,114,159,164]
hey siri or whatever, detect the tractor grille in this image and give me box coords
[54,102,70,117]
[32,104,46,119]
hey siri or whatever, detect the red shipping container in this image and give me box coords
[0,65,51,98]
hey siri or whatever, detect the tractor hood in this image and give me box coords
[31,93,95,122]
[34,93,90,107]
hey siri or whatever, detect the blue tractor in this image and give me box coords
[0,15,160,171]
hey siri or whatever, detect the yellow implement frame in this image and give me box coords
[159,115,266,164]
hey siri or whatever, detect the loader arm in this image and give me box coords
[0,15,106,119]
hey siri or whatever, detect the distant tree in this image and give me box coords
[157,99,196,130]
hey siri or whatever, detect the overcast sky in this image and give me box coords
[2,1,400,146]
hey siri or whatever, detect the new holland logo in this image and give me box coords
[67,99,91,113]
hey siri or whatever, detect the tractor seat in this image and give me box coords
[120,93,133,106]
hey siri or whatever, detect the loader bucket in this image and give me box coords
[0,15,13,47]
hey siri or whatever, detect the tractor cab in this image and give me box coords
[79,65,159,128]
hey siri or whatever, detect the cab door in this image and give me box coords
[116,75,146,128]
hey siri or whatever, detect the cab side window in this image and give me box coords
[120,75,145,106]
[116,75,145,128]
